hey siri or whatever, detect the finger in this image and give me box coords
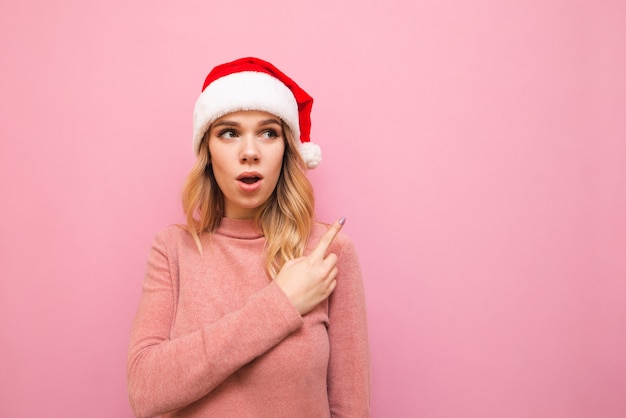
[320,270,338,298]
[322,253,338,271]
[325,266,338,284]
[310,217,345,260]
[326,279,338,296]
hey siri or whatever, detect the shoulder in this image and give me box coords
[311,221,365,287]
[153,224,191,242]
[310,221,356,256]
[150,224,197,254]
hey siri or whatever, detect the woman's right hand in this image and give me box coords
[274,218,345,315]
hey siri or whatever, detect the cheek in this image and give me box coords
[270,147,286,177]
[206,152,229,187]
[275,141,286,164]
[207,144,228,171]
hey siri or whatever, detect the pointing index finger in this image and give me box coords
[311,217,346,259]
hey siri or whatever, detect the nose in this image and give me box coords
[239,135,260,163]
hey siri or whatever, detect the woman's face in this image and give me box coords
[207,110,286,219]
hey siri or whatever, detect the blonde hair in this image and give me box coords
[181,122,315,279]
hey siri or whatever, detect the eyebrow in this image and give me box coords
[259,118,282,126]
[212,118,282,128]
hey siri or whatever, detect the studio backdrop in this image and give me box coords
[1,0,625,416]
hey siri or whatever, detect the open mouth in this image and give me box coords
[239,176,261,184]
[237,172,263,186]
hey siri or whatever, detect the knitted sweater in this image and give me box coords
[127,218,370,417]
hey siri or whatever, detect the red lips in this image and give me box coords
[237,171,263,182]
[237,172,263,192]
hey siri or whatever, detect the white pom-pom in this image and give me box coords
[299,142,322,169]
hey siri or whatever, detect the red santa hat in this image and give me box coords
[193,57,322,169]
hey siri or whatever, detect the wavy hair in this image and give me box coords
[181,122,315,279]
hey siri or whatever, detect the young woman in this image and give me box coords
[127,57,370,417]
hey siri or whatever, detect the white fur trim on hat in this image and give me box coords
[300,142,322,169]
[193,71,300,154]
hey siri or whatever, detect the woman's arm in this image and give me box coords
[127,233,304,418]
[326,235,371,417]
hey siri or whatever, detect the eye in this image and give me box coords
[218,129,238,139]
[260,128,281,139]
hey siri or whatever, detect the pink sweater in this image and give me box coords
[127,218,370,417]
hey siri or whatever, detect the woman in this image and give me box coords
[127,57,370,417]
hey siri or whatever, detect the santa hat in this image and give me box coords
[193,57,322,169]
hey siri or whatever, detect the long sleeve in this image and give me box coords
[327,235,371,417]
[127,231,304,418]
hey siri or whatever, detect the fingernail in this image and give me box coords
[338,216,346,225]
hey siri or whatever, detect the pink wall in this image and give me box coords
[1,0,625,416]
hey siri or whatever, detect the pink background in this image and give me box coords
[1,0,625,417]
